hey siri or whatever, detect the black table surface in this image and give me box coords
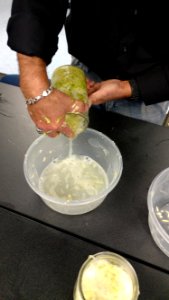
[0,206,169,300]
[0,82,169,297]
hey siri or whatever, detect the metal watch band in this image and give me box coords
[25,86,53,105]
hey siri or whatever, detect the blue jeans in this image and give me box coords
[72,58,169,126]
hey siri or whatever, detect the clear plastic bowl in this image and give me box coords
[147,167,169,257]
[24,128,123,215]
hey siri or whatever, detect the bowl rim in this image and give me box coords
[147,167,169,242]
[23,128,123,206]
[75,251,140,300]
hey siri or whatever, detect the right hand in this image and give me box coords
[27,88,88,138]
[87,79,132,105]
[17,54,89,137]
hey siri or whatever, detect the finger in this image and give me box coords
[36,127,55,136]
[88,83,101,95]
[45,130,60,138]
[86,78,96,88]
[60,122,75,138]
[88,85,100,96]
[35,114,65,133]
[55,115,65,127]
[72,100,89,114]
[45,124,74,138]
[89,92,105,105]
[36,127,44,134]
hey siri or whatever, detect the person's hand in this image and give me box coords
[17,54,89,138]
[27,88,88,138]
[87,79,132,105]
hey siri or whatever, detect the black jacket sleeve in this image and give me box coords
[134,8,169,105]
[7,0,69,65]
[135,64,169,105]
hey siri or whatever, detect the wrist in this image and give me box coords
[25,86,53,105]
[120,80,132,98]
[17,53,50,99]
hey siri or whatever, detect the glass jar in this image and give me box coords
[73,251,140,300]
[51,65,89,137]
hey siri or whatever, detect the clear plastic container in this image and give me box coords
[73,252,140,300]
[51,65,89,137]
[147,167,169,257]
[23,128,123,215]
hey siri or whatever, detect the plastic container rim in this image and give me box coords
[147,167,169,243]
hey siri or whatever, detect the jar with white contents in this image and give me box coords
[73,252,140,300]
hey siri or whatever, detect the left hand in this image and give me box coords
[87,79,132,105]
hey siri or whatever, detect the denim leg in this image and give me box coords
[105,99,169,125]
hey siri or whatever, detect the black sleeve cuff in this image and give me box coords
[128,79,140,100]
[7,14,59,65]
[135,65,169,105]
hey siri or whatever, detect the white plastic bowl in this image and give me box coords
[147,167,169,257]
[24,128,123,215]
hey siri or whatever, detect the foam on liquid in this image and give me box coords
[39,154,108,201]
[80,258,134,300]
